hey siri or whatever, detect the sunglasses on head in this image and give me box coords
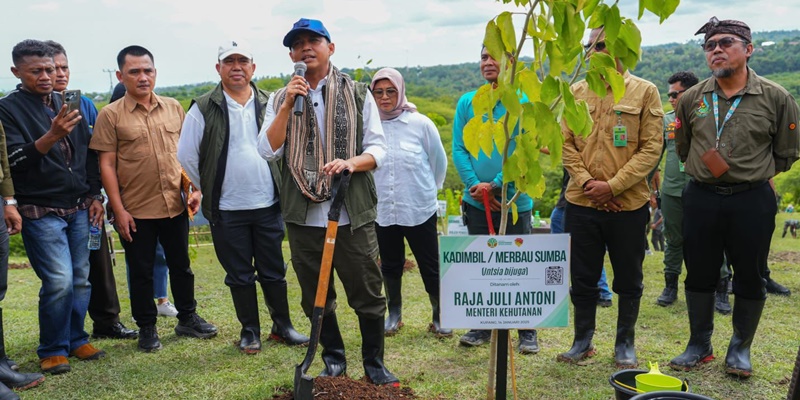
[667,89,686,99]
[584,41,606,52]
[701,36,749,52]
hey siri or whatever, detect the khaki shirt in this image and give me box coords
[562,71,664,210]
[90,94,186,219]
[0,124,13,198]
[674,68,800,184]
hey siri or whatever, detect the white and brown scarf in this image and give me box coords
[274,64,358,202]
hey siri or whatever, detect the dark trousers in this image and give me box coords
[287,223,385,319]
[565,203,649,307]
[210,205,287,288]
[651,230,665,252]
[463,203,532,235]
[87,226,122,330]
[682,180,775,299]
[120,212,196,327]
[376,213,440,296]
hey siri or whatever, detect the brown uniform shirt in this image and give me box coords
[90,94,185,219]
[674,68,800,184]
[562,71,664,210]
[0,124,14,198]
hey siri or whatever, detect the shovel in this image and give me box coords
[293,170,352,400]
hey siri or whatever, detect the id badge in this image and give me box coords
[679,161,685,172]
[613,125,628,147]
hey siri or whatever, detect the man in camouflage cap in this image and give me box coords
[669,16,799,378]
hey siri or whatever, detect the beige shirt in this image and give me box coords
[90,94,186,219]
[0,124,13,198]
[674,68,800,184]
[562,71,664,210]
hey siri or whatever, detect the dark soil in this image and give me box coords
[271,376,417,399]
[9,262,30,269]
[769,251,800,264]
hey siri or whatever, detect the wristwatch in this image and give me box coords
[3,198,17,207]
[91,194,105,203]
[489,181,499,191]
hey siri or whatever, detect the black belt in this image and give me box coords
[692,180,767,195]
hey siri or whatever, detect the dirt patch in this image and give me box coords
[271,376,417,399]
[769,251,800,265]
[9,262,30,270]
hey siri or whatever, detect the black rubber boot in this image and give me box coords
[725,297,766,378]
[427,294,452,338]
[657,273,679,306]
[0,309,44,390]
[765,278,791,296]
[557,303,597,364]
[0,382,19,400]
[669,291,716,371]
[383,275,403,336]
[262,281,310,346]
[229,286,261,354]
[359,315,399,385]
[715,277,732,315]
[318,312,347,378]
[614,297,640,369]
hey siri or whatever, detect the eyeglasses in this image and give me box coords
[667,89,686,99]
[701,37,749,52]
[372,88,398,98]
[584,41,606,52]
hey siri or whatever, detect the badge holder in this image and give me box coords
[613,111,627,147]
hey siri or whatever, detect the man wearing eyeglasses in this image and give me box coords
[670,17,799,378]
[558,27,663,369]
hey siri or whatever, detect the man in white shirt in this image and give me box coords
[177,40,309,354]
[257,18,398,386]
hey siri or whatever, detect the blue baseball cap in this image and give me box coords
[283,18,331,48]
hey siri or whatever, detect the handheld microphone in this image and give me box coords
[292,61,307,116]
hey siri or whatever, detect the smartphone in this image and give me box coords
[62,89,81,114]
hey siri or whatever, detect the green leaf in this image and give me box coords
[511,201,518,225]
[660,0,680,22]
[589,52,616,69]
[463,118,482,159]
[484,20,505,62]
[602,66,626,103]
[582,0,600,17]
[493,119,507,157]
[520,103,537,143]
[518,69,542,103]
[604,5,621,45]
[500,85,521,117]
[472,84,495,121]
[541,76,560,105]
[586,69,606,97]
[545,41,566,76]
[588,3,609,29]
[497,12,517,55]
[478,120,496,158]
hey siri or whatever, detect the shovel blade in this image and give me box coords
[293,364,314,400]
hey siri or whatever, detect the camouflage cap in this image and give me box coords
[695,16,751,42]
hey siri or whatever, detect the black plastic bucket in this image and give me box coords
[609,369,691,400]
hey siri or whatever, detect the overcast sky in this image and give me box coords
[0,0,797,94]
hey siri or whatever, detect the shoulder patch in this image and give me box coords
[790,123,797,130]
[675,117,681,129]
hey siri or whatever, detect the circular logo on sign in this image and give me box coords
[487,238,498,248]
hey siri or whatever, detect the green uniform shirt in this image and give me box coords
[661,111,691,196]
[675,68,800,184]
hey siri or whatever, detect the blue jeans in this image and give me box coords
[21,210,91,358]
[126,242,169,299]
[552,207,613,300]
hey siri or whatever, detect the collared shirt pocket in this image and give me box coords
[117,126,150,160]
[398,140,425,168]
[612,103,642,144]
[161,119,182,154]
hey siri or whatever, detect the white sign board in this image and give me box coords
[447,215,468,236]
[437,200,448,217]
[439,234,570,330]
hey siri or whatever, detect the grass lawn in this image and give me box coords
[4,213,799,399]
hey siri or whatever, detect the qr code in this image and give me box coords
[545,266,563,285]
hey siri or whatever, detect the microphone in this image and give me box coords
[292,61,307,116]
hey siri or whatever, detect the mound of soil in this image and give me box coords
[9,262,30,269]
[272,376,417,400]
[769,251,800,265]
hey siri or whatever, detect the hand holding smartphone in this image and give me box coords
[62,89,81,114]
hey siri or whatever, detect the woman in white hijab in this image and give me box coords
[369,68,449,338]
